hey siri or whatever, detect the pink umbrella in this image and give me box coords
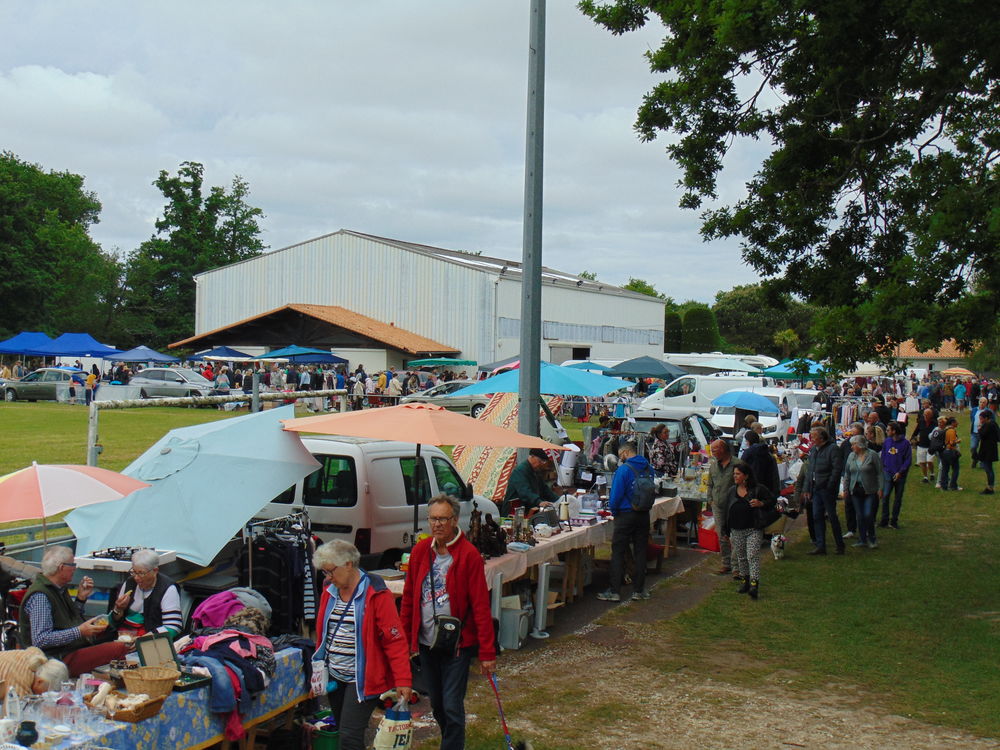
[0,463,150,539]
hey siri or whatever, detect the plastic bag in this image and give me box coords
[310,661,329,697]
[373,697,412,749]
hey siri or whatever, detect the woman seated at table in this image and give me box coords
[0,647,69,697]
[109,549,182,638]
[313,540,412,750]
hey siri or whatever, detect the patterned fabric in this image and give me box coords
[452,393,563,503]
[730,527,763,580]
[68,648,309,749]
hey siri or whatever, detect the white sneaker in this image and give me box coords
[842,531,855,539]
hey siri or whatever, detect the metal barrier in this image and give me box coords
[0,521,74,556]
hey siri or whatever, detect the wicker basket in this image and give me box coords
[122,665,180,699]
[85,690,167,723]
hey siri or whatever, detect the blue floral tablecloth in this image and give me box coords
[39,647,309,749]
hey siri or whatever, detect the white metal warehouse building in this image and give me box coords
[193,230,665,366]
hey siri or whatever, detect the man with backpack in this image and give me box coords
[598,442,655,603]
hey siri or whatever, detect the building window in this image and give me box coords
[572,347,590,359]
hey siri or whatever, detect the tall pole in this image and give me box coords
[517,0,545,443]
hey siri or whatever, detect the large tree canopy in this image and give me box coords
[120,162,265,347]
[580,0,1000,370]
[0,152,120,340]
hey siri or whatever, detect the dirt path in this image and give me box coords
[409,551,999,749]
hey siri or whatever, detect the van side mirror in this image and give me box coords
[464,482,474,500]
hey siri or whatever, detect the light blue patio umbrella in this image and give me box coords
[711,390,780,414]
[451,361,634,398]
[66,405,320,566]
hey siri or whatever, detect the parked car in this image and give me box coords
[630,413,723,457]
[3,367,85,402]
[254,436,500,568]
[400,379,490,418]
[129,367,214,399]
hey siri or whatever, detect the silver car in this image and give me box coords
[400,379,490,418]
[129,367,214,399]
[3,367,85,402]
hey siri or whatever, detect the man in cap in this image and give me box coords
[501,448,557,516]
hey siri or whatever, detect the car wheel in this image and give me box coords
[471,404,485,419]
[3,389,15,402]
[139,389,149,399]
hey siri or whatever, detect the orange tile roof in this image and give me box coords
[170,303,460,356]
[895,339,966,360]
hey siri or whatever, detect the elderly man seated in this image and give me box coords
[109,549,182,638]
[18,546,128,677]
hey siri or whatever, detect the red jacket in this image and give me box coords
[400,532,496,662]
[314,573,411,699]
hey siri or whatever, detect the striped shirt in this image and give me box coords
[325,582,365,682]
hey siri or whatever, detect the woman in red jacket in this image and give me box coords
[400,494,496,750]
[313,541,412,750]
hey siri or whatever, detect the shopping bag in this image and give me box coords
[373,697,412,749]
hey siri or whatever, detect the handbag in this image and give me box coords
[428,548,463,654]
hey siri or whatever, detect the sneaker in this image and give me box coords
[929,474,936,481]
[868,540,879,549]
[921,477,929,484]
[852,541,867,548]
[806,547,827,555]
[888,522,899,529]
[596,590,620,602]
[631,590,651,601]
[843,531,855,539]
[952,486,963,491]
[980,488,994,495]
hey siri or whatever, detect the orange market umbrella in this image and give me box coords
[941,367,974,377]
[0,462,150,541]
[282,402,567,534]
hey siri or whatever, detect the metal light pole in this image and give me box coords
[517,0,545,442]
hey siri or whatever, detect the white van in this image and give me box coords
[709,387,818,441]
[634,374,774,421]
[254,436,500,568]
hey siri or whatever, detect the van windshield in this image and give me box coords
[302,456,358,507]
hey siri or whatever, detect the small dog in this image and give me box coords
[770,534,786,560]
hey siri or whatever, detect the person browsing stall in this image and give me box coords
[0,647,69,698]
[108,549,182,638]
[400,495,495,750]
[597,441,654,602]
[501,448,557,516]
[313,541,412,750]
[18,546,128,677]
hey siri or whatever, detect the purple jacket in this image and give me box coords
[881,435,912,476]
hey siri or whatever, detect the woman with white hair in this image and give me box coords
[109,549,182,638]
[313,540,412,750]
[842,435,883,548]
[0,647,68,697]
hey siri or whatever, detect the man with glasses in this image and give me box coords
[18,546,128,677]
[109,549,182,638]
[400,494,495,750]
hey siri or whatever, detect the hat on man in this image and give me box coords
[528,448,553,463]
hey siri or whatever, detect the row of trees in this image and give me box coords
[0,153,265,349]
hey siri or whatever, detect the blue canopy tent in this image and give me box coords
[26,333,122,358]
[115,345,180,363]
[763,359,826,380]
[250,345,333,360]
[0,331,55,355]
[188,346,254,362]
[286,353,348,365]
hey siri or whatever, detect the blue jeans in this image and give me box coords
[881,471,907,526]
[609,509,651,595]
[984,462,995,488]
[970,432,980,466]
[811,488,843,551]
[939,449,960,490]
[851,490,877,544]
[420,645,476,750]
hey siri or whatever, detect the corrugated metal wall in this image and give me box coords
[195,233,664,362]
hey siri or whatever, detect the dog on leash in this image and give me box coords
[770,534,787,560]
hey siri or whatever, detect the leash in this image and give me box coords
[487,672,515,750]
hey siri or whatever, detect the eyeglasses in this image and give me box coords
[129,568,153,577]
[428,515,455,525]
[59,562,77,570]
[321,564,344,578]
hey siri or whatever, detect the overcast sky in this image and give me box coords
[1,1,764,303]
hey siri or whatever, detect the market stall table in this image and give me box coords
[44,647,309,750]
